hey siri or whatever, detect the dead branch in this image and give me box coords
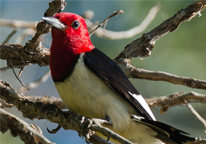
[115,1,206,60]
[0,3,160,41]
[186,103,206,133]
[146,91,206,133]
[0,1,206,143]
[1,79,206,143]
[146,91,206,113]
[1,43,206,90]
[0,0,66,68]
[22,95,66,110]
[0,108,54,144]
[23,0,66,55]
[10,60,29,90]
[15,28,36,44]
[1,1,205,90]
[0,43,50,67]
[114,1,206,84]
[122,66,206,89]
[0,19,37,29]
[18,70,50,94]
[2,91,205,111]
[3,29,17,43]
[0,80,132,144]
[89,10,124,37]
[86,4,160,40]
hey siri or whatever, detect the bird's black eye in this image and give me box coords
[71,21,80,29]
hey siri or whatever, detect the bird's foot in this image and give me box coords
[91,118,112,127]
[75,116,96,144]
[91,117,112,142]
[78,116,113,143]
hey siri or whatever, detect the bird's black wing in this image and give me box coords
[83,48,154,120]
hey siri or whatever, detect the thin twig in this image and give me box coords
[3,29,17,43]
[18,70,50,93]
[10,60,29,90]
[86,4,160,40]
[15,28,36,44]
[18,67,24,77]
[186,103,206,133]
[0,63,32,71]
[89,10,124,37]
[0,19,37,29]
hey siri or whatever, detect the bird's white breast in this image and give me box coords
[55,55,133,132]
[54,55,162,144]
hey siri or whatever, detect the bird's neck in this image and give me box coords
[50,30,94,82]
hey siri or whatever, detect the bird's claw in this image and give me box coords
[77,116,94,142]
[47,125,62,134]
[91,117,113,127]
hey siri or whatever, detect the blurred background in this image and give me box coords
[0,0,206,143]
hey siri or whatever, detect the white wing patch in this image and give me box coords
[128,92,156,121]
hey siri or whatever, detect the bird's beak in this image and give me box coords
[42,17,66,31]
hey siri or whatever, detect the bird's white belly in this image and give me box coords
[54,56,162,144]
[55,57,132,132]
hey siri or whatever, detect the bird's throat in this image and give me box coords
[50,44,80,82]
[50,29,94,82]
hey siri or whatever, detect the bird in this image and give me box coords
[42,12,195,144]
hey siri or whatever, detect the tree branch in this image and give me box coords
[187,103,206,133]
[86,4,160,40]
[0,19,37,29]
[115,1,206,60]
[3,29,17,43]
[0,108,54,144]
[17,70,50,94]
[0,43,50,67]
[0,1,206,143]
[1,1,205,90]
[1,79,206,143]
[22,95,66,110]
[120,66,206,90]
[1,43,206,90]
[0,80,133,144]
[23,0,66,55]
[10,60,29,90]
[89,10,124,37]
[146,91,206,113]
[2,90,205,113]
[114,1,206,88]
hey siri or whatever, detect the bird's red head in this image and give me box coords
[51,12,94,55]
[43,12,95,81]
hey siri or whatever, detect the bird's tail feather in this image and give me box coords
[131,115,196,144]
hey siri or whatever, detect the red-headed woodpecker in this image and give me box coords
[42,12,195,144]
